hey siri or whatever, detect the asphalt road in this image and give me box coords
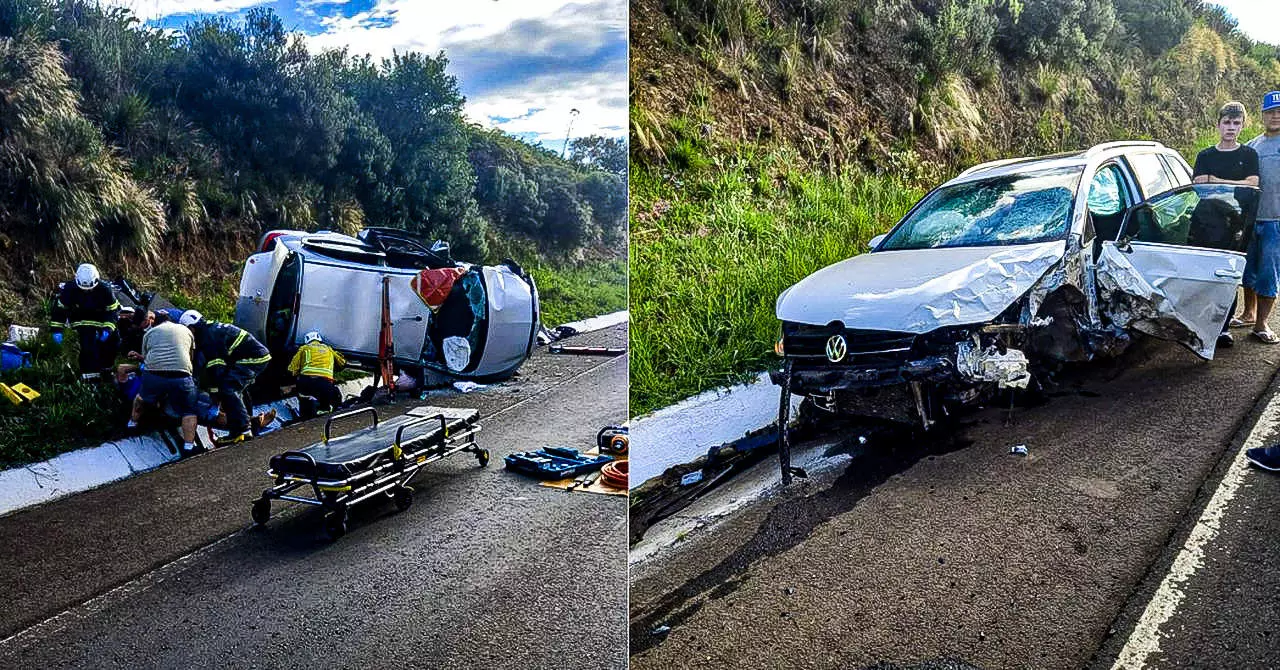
[0,325,627,669]
[630,329,1280,670]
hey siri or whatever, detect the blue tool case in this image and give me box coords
[504,446,613,479]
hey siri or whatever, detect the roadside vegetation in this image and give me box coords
[630,0,1280,415]
[631,137,919,414]
[0,0,626,468]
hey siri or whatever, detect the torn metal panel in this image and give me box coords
[955,340,1032,388]
[775,241,1067,333]
[1095,243,1239,359]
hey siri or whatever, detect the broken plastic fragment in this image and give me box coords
[955,341,1032,389]
[1011,444,1028,455]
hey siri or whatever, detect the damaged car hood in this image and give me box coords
[776,240,1067,333]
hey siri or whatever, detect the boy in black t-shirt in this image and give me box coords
[1193,101,1260,348]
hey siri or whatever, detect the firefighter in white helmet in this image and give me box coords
[288,330,346,415]
[49,263,121,378]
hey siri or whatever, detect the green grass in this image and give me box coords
[529,258,628,326]
[0,338,126,468]
[629,138,922,416]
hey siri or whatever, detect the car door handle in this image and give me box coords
[1215,269,1243,279]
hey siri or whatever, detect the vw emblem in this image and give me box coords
[825,334,847,363]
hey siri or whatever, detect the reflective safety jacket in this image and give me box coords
[193,322,271,386]
[288,342,346,382]
[50,282,120,332]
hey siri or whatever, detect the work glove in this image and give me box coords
[51,331,63,345]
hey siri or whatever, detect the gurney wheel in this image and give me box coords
[324,511,347,540]
[476,449,490,468]
[251,499,270,525]
[393,486,414,512]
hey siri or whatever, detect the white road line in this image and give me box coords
[0,343,625,653]
[1111,393,1280,669]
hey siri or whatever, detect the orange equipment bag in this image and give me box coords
[411,267,466,311]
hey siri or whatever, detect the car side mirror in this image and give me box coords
[868,233,887,250]
[1118,205,1151,245]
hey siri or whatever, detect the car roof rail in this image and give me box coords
[955,157,1031,179]
[953,148,1092,179]
[1085,140,1164,157]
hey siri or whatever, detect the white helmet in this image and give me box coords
[304,330,323,344]
[75,264,100,290]
[178,309,203,327]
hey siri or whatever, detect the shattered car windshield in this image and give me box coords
[879,166,1082,250]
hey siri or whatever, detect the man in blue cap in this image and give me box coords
[1237,91,1280,346]
[1245,92,1280,471]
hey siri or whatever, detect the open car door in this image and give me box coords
[1096,183,1259,360]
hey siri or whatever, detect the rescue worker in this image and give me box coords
[179,310,271,445]
[288,330,346,414]
[49,263,120,379]
[127,314,200,456]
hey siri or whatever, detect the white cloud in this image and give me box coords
[303,1,623,59]
[304,0,626,145]
[466,71,627,143]
[102,0,273,21]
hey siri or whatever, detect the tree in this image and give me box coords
[569,135,627,177]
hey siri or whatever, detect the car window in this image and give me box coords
[1159,154,1193,185]
[879,166,1081,250]
[1125,152,1177,199]
[1087,164,1127,216]
[1132,184,1258,252]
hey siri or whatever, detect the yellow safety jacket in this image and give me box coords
[288,342,345,381]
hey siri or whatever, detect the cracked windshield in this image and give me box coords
[880,166,1083,250]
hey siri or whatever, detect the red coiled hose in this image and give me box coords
[600,460,628,489]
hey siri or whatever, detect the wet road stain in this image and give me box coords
[629,423,975,656]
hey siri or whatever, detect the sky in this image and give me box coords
[105,0,626,153]
[1209,0,1278,45]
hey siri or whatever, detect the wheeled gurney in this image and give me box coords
[251,405,488,538]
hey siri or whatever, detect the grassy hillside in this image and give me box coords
[630,0,1280,416]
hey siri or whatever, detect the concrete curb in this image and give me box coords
[630,371,801,488]
[0,311,626,517]
[557,310,628,334]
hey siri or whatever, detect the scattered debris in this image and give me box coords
[651,625,671,636]
[548,344,626,356]
[679,470,703,486]
[1010,444,1029,456]
[452,381,485,394]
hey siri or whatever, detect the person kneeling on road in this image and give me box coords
[127,315,199,456]
[49,263,121,379]
[180,310,271,446]
[288,330,346,415]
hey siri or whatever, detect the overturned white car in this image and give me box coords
[235,227,539,383]
[773,141,1259,435]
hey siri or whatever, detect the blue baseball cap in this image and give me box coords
[1264,91,1280,112]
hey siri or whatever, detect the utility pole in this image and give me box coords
[561,108,580,160]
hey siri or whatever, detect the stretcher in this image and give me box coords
[251,405,487,539]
